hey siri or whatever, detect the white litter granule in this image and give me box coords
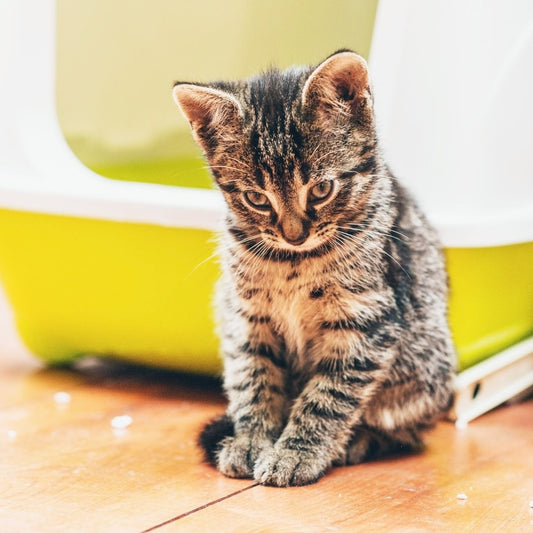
[457,493,468,501]
[529,500,533,509]
[455,419,468,430]
[7,430,17,440]
[53,391,71,405]
[111,415,132,430]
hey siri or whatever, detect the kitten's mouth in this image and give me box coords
[262,232,335,255]
[233,227,338,261]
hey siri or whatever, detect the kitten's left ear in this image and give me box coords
[302,50,373,125]
[173,83,243,155]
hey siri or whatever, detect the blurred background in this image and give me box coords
[56,0,378,187]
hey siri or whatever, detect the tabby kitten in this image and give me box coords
[172,50,455,487]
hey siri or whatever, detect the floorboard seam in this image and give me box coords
[139,482,260,532]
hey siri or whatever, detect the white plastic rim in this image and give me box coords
[0,166,225,231]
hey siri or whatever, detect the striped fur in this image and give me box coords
[173,50,455,486]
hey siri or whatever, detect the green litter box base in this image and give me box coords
[0,206,532,374]
[0,208,221,375]
[446,242,533,370]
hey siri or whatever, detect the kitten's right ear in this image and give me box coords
[172,83,243,155]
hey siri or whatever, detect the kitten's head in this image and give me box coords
[173,50,382,258]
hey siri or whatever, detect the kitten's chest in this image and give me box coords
[270,287,314,356]
[254,268,334,364]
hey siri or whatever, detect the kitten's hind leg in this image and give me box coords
[338,425,424,466]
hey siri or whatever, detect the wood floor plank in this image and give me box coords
[2,361,532,532]
[0,361,251,533]
[160,401,533,533]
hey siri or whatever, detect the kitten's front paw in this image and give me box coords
[254,445,327,487]
[217,435,272,479]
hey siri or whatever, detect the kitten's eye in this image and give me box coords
[244,191,271,210]
[308,181,334,204]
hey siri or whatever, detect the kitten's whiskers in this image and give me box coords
[336,228,412,280]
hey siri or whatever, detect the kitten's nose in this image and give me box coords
[279,217,309,246]
[284,233,308,246]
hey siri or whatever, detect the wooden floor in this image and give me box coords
[1,358,532,533]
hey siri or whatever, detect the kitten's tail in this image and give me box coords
[198,414,234,466]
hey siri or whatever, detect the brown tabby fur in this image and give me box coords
[172,50,455,487]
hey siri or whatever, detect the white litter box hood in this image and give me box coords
[1,0,532,247]
[370,0,533,247]
[0,0,224,232]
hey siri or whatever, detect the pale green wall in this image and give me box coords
[56,0,378,167]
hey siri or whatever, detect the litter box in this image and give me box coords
[1,1,532,422]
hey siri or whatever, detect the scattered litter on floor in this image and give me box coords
[455,419,468,430]
[111,415,132,430]
[457,493,468,501]
[53,391,71,405]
